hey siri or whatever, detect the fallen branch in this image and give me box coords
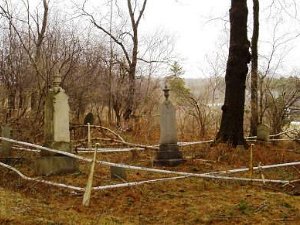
[77,147,144,153]
[1,137,298,185]
[72,124,125,142]
[12,146,40,153]
[0,161,83,191]
[178,140,214,146]
[205,161,300,176]
[246,129,298,139]
[92,175,189,190]
[74,137,158,150]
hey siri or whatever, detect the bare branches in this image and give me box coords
[86,11,131,66]
[35,0,48,59]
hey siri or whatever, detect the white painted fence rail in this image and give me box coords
[77,147,144,153]
[1,136,300,192]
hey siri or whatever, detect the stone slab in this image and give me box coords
[41,141,71,156]
[153,158,186,167]
[154,143,185,166]
[34,156,78,176]
[110,166,127,180]
[257,124,270,141]
[0,126,12,158]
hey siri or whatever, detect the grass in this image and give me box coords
[1,143,300,224]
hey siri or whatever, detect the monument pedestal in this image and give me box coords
[35,142,78,176]
[154,144,185,166]
[41,141,71,156]
[35,156,78,176]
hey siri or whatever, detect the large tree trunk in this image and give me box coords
[216,0,251,147]
[250,0,259,136]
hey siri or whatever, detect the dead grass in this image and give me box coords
[1,142,300,224]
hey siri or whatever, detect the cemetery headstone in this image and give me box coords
[0,125,12,159]
[257,124,270,142]
[35,74,78,175]
[84,112,94,125]
[110,166,127,180]
[154,85,185,166]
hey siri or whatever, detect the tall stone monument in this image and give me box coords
[35,74,77,175]
[154,85,185,166]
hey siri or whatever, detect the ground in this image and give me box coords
[1,142,300,224]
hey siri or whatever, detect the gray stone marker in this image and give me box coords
[35,74,78,175]
[154,85,185,166]
[110,166,127,180]
[257,124,270,141]
[0,125,12,159]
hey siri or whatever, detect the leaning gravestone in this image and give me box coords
[0,125,12,159]
[154,85,185,166]
[35,74,78,175]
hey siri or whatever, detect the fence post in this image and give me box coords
[87,123,91,150]
[82,143,99,207]
[249,144,254,178]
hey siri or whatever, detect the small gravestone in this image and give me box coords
[154,85,185,166]
[257,124,270,141]
[35,73,78,175]
[110,166,127,180]
[84,112,94,125]
[0,125,12,159]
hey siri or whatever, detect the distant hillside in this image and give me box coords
[184,77,225,104]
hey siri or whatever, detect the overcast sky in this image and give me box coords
[141,0,230,78]
[52,0,300,78]
[139,0,300,78]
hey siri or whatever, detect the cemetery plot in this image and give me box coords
[1,137,300,224]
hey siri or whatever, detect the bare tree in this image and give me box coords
[265,76,300,134]
[80,0,148,123]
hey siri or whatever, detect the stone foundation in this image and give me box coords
[34,156,78,176]
[154,144,185,166]
[41,141,71,156]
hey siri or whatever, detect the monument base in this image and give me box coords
[34,156,78,176]
[0,157,22,164]
[42,141,71,156]
[154,144,185,166]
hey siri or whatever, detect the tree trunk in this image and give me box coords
[123,0,147,122]
[250,0,259,136]
[123,65,136,121]
[216,0,251,147]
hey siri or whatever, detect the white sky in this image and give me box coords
[33,0,300,78]
[140,0,300,78]
[141,0,230,78]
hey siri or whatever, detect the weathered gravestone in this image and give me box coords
[257,124,270,142]
[84,112,94,125]
[0,125,12,159]
[154,85,185,166]
[35,74,78,175]
[110,166,127,180]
